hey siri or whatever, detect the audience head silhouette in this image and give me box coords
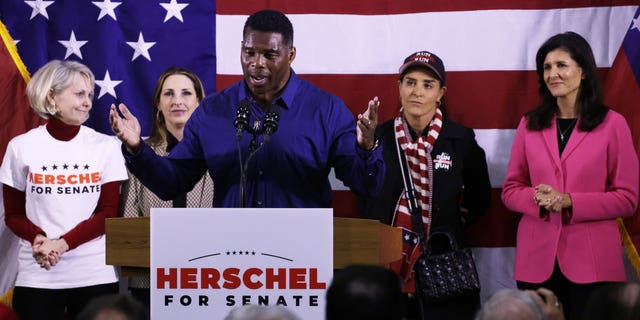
[326,264,403,320]
[77,294,149,320]
[475,289,546,320]
[585,281,640,320]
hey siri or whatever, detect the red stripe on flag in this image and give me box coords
[603,49,640,257]
[217,72,536,128]
[604,50,640,144]
[302,72,538,129]
[217,0,639,15]
[0,24,42,160]
[467,189,518,247]
[218,69,612,128]
[331,190,361,218]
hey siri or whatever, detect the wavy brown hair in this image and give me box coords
[147,66,205,146]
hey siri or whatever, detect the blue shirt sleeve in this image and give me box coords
[123,140,207,201]
[326,95,385,197]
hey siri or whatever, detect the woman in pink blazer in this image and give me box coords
[502,32,639,320]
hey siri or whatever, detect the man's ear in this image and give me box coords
[289,46,296,63]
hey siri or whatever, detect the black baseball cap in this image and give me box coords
[398,51,446,84]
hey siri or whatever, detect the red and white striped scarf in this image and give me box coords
[390,108,443,293]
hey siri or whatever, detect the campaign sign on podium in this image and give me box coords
[150,208,333,320]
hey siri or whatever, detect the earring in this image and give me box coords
[156,110,163,122]
[46,103,56,115]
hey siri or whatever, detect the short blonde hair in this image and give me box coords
[27,60,95,119]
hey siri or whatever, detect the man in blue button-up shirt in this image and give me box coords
[109,9,384,208]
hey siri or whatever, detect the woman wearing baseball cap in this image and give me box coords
[359,51,491,319]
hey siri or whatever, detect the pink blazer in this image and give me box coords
[502,110,639,283]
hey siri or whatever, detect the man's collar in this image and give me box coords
[239,69,297,110]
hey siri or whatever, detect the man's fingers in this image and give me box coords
[369,97,380,119]
[109,104,121,125]
[117,103,133,120]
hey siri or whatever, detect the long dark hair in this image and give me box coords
[526,31,608,131]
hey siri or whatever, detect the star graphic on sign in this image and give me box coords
[95,71,122,99]
[632,15,640,32]
[126,32,156,61]
[14,39,20,45]
[160,0,189,23]
[59,31,88,59]
[92,0,122,21]
[25,0,54,20]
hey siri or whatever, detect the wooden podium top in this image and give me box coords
[106,216,401,273]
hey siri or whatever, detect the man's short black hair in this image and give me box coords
[77,294,148,320]
[326,265,403,320]
[243,9,294,47]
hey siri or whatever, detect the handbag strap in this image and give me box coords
[395,138,428,246]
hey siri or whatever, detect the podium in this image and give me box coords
[105,216,402,275]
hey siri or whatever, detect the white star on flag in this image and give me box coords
[24,0,55,20]
[92,0,122,21]
[160,0,189,23]
[126,32,155,61]
[58,31,88,59]
[95,70,122,99]
[14,40,20,45]
[632,16,640,32]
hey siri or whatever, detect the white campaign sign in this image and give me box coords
[150,208,333,320]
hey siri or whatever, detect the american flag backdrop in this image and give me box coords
[1,0,640,306]
[0,0,216,136]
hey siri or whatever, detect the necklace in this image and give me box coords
[556,118,577,142]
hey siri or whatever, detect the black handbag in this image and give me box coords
[395,138,480,302]
[414,232,480,301]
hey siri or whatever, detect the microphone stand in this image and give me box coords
[234,100,250,208]
[237,137,247,208]
[240,134,264,207]
[237,103,280,208]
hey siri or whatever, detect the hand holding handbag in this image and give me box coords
[414,231,480,302]
[395,138,480,302]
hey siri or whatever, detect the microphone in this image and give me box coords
[233,99,251,140]
[237,102,280,208]
[262,104,281,143]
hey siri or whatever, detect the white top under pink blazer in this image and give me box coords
[502,110,639,284]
